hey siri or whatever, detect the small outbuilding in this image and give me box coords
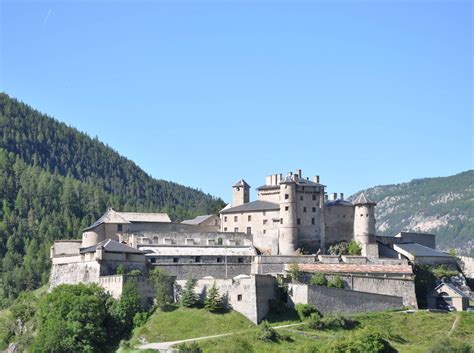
[427,282,470,311]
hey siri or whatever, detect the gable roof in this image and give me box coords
[353,193,376,206]
[220,200,280,214]
[84,209,171,231]
[80,239,144,254]
[428,282,469,298]
[181,215,216,225]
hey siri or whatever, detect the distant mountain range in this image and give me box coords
[351,171,474,256]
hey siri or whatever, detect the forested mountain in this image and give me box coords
[0,93,224,305]
[351,171,474,256]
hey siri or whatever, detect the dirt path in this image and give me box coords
[138,323,304,351]
[448,313,460,337]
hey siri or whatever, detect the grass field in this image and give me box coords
[122,308,474,353]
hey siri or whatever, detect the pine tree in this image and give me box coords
[180,275,197,308]
[204,282,222,312]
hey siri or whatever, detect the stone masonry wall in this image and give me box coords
[49,260,101,288]
[288,284,404,314]
[153,263,252,280]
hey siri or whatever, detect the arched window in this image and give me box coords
[153,236,159,244]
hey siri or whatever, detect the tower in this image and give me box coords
[353,193,377,257]
[232,179,250,206]
[278,173,298,255]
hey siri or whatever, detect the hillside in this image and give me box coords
[351,171,474,255]
[0,93,223,304]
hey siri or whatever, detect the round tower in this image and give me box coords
[278,173,298,255]
[353,193,376,246]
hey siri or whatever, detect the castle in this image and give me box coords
[220,169,377,257]
[50,169,466,323]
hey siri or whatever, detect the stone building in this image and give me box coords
[427,282,470,311]
[181,214,221,229]
[220,169,377,256]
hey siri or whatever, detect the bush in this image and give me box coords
[307,314,358,331]
[432,265,459,280]
[133,311,149,328]
[116,264,126,275]
[328,274,344,289]
[176,341,203,353]
[149,268,173,310]
[429,337,473,353]
[347,240,362,255]
[128,269,142,276]
[295,304,320,321]
[256,320,279,342]
[324,328,389,353]
[287,262,301,283]
[309,273,328,287]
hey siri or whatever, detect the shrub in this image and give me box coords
[307,314,357,331]
[287,262,301,283]
[432,265,459,280]
[325,328,390,353]
[149,268,173,310]
[204,282,222,312]
[328,274,344,289]
[176,341,203,353]
[133,311,149,328]
[309,273,328,286]
[128,269,142,276]
[116,264,126,275]
[295,303,320,321]
[347,240,362,255]
[429,337,473,353]
[256,320,279,342]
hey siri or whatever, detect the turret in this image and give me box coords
[278,173,298,255]
[232,179,250,206]
[353,193,377,256]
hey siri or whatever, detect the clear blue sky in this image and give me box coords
[1,0,472,202]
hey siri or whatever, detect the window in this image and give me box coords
[173,258,179,263]
[360,214,363,217]
[237,294,242,301]
[312,194,316,201]
[248,215,252,222]
[343,214,346,218]
[234,227,239,232]
[263,219,267,225]
[153,236,159,244]
[285,194,289,200]
[280,218,283,224]
[208,239,216,245]
[366,214,369,217]
[300,196,303,201]
[224,227,227,231]
[195,256,201,263]
[238,257,244,263]
[263,211,266,216]
[297,218,301,225]
[150,258,157,264]
[217,237,223,245]
[224,216,227,222]
[312,207,316,212]
[312,218,315,225]
[217,257,223,263]
[164,238,173,245]
[303,207,307,213]
[185,238,194,245]
[117,224,123,232]
[285,206,289,211]
[246,227,251,234]
[263,230,266,234]
[234,216,238,222]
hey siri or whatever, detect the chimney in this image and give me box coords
[306,177,309,180]
[313,175,320,183]
[297,169,302,178]
[274,174,278,185]
[340,193,344,200]
[270,174,275,185]
[294,173,299,181]
[333,192,338,200]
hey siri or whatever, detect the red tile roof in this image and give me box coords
[298,263,413,275]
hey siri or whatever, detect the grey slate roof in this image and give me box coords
[233,179,250,188]
[80,239,144,254]
[429,282,469,298]
[352,193,376,206]
[394,243,451,257]
[220,200,280,214]
[84,209,171,231]
[326,199,353,207]
[257,177,324,190]
[181,215,215,225]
